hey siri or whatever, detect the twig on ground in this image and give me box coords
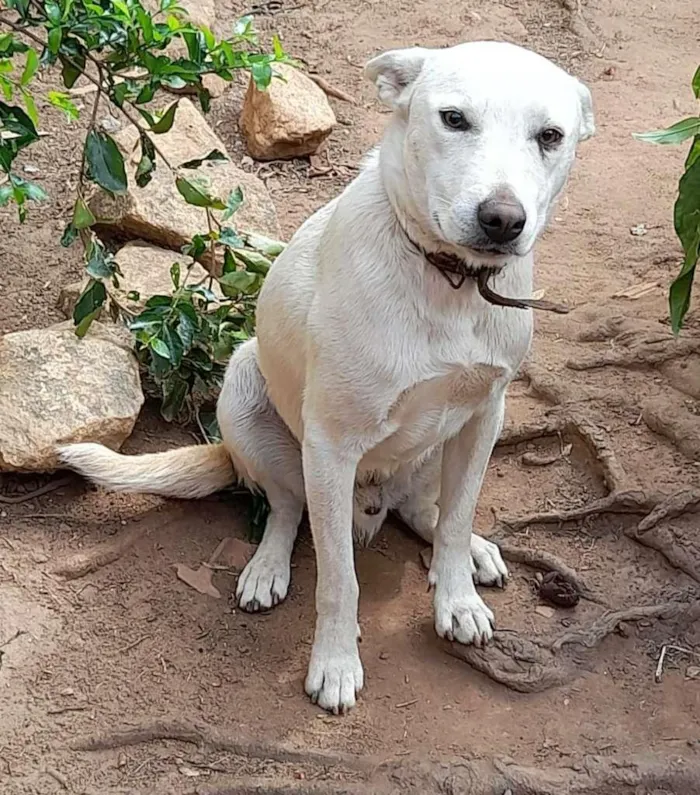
[655,644,668,683]
[0,477,73,504]
[308,74,357,104]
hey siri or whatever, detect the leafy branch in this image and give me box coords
[634,66,700,333]
[0,0,289,423]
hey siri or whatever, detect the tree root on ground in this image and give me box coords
[445,599,699,693]
[466,394,700,693]
[566,333,700,372]
[69,719,374,772]
[52,523,148,580]
[69,718,700,795]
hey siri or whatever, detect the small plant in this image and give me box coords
[634,66,700,333]
[0,0,288,420]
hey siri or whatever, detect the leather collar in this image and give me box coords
[406,235,570,315]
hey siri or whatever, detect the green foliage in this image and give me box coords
[0,1,289,421]
[634,65,700,333]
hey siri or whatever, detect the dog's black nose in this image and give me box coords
[477,195,526,244]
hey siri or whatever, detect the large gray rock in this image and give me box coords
[240,64,336,160]
[89,99,279,250]
[0,322,143,472]
[58,241,222,319]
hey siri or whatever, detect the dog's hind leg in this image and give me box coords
[394,448,508,587]
[217,340,305,612]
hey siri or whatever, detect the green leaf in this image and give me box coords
[686,135,700,170]
[170,260,181,288]
[251,60,272,90]
[175,175,217,207]
[0,184,13,206]
[160,374,188,422]
[219,227,244,248]
[72,196,95,229]
[59,52,85,89]
[693,66,700,100]
[272,34,284,60]
[85,130,128,195]
[61,222,78,247]
[669,155,700,333]
[218,269,258,295]
[150,101,178,133]
[244,231,285,257]
[48,27,62,56]
[21,89,38,127]
[150,336,171,360]
[222,185,243,220]
[73,279,107,336]
[47,91,79,121]
[45,1,61,23]
[234,247,271,275]
[135,132,156,187]
[86,238,114,279]
[20,49,39,86]
[633,117,700,146]
[180,148,228,169]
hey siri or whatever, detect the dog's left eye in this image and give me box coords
[440,109,470,131]
[538,128,564,148]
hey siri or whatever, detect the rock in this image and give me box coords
[0,322,143,471]
[57,241,222,319]
[240,64,336,160]
[202,73,228,99]
[89,99,279,251]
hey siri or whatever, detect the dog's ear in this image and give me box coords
[364,47,430,108]
[575,79,595,141]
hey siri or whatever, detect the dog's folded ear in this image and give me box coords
[575,79,595,141]
[364,47,430,108]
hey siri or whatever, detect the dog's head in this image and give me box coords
[365,41,594,265]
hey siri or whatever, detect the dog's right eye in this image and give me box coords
[440,109,470,131]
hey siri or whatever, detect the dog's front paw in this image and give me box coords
[236,548,290,612]
[431,564,494,646]
[305,642,364,715]
[470,533,508,588]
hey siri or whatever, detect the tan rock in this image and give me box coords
[89,99,279,250]
[240,64,336,160]
[58,241,222,319]
[0,322,143,471]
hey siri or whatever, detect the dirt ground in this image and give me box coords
[2,0,700,793]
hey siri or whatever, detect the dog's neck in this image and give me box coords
[377,138,570,315]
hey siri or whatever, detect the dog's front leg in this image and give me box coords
[430,393,505,646]
[302,426,364,714]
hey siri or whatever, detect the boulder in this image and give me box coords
[0,322,143,471]
[240,64,336,160]
[58,241,222,319]
[89,99,279,251]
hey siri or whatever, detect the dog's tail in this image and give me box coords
[58,442,236,499]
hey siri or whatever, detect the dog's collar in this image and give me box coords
[405,234,570,315]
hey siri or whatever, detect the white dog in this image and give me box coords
[59,41,594,714]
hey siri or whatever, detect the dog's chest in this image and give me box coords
[361,308,531,471]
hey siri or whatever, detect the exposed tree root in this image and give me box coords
[196,783,362,795]
[52,523,147,580]
[68,714,700,795]
[69,719,374,772]
[566,333,700,371]
[498,406,629,492]
[643,396,700,461]
[446,599,699,693]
